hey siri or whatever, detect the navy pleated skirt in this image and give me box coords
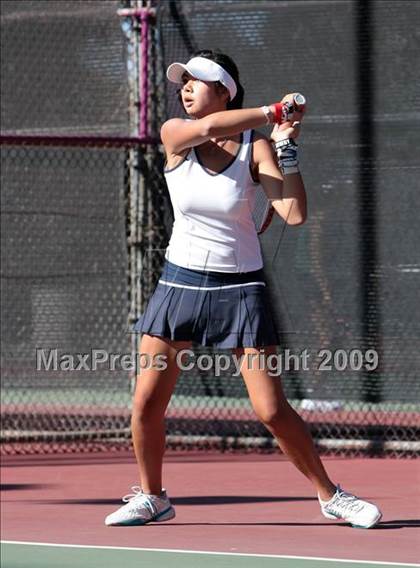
[133,260,280,348]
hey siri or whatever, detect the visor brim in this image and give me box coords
[167,62,191,83]
[166,57,237,101]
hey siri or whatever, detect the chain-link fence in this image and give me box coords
[1,0,419,457]
[1,0,147,454]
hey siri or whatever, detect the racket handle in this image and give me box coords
[292,92,306,112]
[273,93,306,123]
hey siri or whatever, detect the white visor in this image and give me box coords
[166,56,237,101]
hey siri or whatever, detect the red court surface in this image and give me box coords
[1,452,419,565]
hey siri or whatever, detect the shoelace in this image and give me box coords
[122,485,143,503]
[329,487,364,514]
[121,485,158,516]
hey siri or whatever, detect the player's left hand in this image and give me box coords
[270,119,302,143]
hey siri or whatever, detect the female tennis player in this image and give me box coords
[105,50,382,529]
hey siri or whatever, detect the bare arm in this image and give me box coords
[160,107,271,154]
[253,132,307,226]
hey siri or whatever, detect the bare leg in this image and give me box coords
[235,346,337,501]
[131,334,192,496]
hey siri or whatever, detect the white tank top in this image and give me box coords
[163,128,263,273]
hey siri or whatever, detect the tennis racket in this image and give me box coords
[252,186,276,235]
[252,93,306,235]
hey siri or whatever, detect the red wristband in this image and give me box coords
[273,102,284,124]
[273,101,294,124]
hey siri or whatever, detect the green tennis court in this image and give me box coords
[2,543,419,568]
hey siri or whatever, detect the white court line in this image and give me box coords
[1,541,419,567]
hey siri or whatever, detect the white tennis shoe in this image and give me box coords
[319,484,382,528]
[105,485,175,526]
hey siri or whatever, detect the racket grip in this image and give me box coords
[273,93,306,123]
[292,93,306,112]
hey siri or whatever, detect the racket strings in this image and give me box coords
[252,186,273,234]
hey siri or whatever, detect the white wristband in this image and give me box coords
[275,138,300,175]
[261,105,273,124]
